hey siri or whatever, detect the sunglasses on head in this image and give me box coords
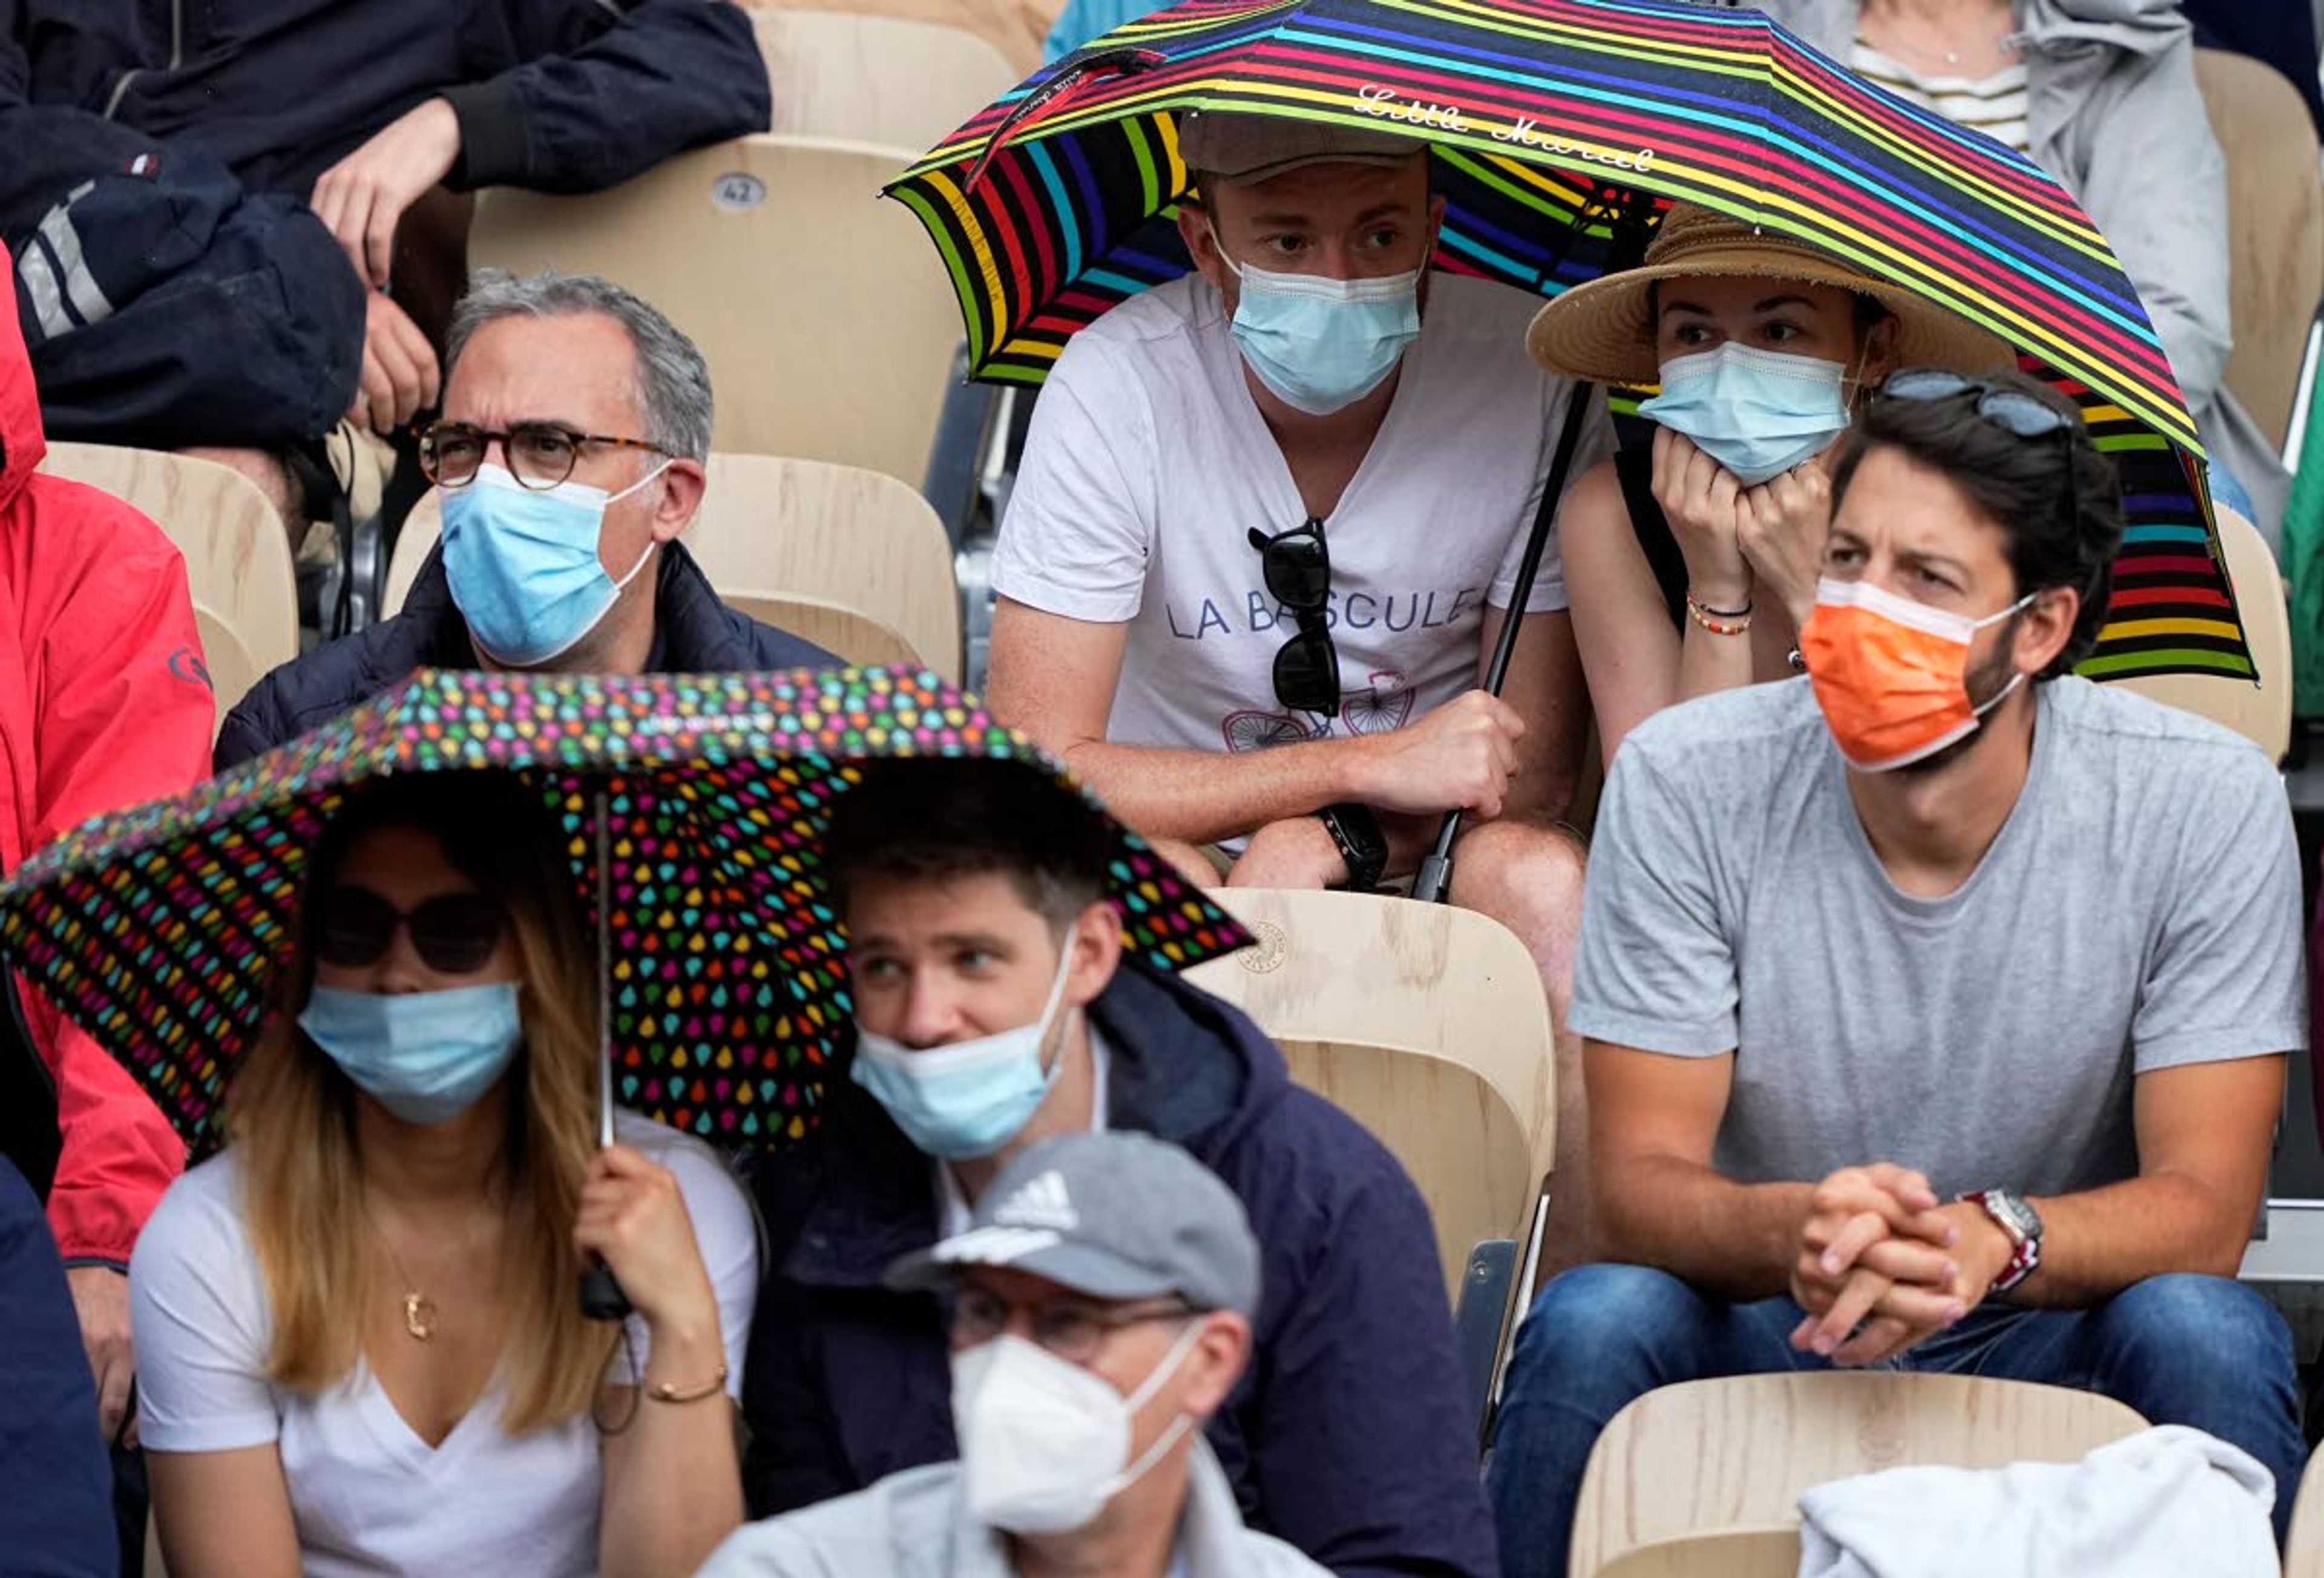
[1877,367,2073,440]
[1877,366,2079,526]
[1249,517,1341,715]
[315,886,508,974]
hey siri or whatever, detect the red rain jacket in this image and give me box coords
[0,289,211,1265]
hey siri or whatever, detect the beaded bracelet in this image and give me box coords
[646,1363,730,1405]
[1684,592,1753,637]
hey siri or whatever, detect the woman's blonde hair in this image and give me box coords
[225,771,618,1432]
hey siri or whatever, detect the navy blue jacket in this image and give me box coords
[214,541,835,770]
[1,0,770,200]
[0,1156,116,1577]
[2,0,769,448]
[742,961,1501,1578]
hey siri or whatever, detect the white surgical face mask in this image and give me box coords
[950,1324,1204,1534]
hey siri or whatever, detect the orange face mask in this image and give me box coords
[1799,577,2032,773]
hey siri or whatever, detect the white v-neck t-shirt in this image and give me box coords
[130,1113,760,1578]
[992,273,1609,756]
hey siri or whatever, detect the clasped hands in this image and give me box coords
[1788,1163,2014,1367]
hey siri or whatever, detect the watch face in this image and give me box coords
[1991,1191,2043,1241]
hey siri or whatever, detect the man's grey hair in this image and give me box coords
[445,269,715,462]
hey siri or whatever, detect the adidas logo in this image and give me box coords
[994,1168,1078,1232]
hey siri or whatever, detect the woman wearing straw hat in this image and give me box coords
[1525,203,2009,767]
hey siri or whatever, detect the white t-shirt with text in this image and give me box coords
[130,1113,760,1578]
[991,273,1609,757]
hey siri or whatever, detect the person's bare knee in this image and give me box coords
[1147,835,1229,889]
[1445,819,1586,1020]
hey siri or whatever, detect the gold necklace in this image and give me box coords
[363,1202,439,1341]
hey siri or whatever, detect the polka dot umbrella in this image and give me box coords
[0,665,1251,1161]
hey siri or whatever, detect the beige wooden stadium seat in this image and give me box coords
[36,442,298,736]
[386,453,962,679]
[1590,1527,1801,1578]
[1567,1373,2148,1577]
[756,10,1022,149]
[2117,503,2292,762]
[740,0,1051,75]
[2285,1444,2324,1577]
[467,135,963,491]
[1183,888,1555,1314]
[2194,48,2324,451]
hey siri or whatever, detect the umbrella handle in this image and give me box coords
[1410,381,1601,905]
[580,1260,633,1323]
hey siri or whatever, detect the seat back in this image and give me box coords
[756,10,1021,148]
[386,453,962,678]
[740,0,1046,75]
[467,136,961,490]
[1591,1527,1802,1578]
[2286,1442,2324,1578]
[2195,47,2324,450]
[1183,889,1554,1297]
[36,442,298,735]
[2116,503,2292,761]
[1568,1373,2148,1576]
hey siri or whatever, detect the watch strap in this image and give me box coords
[1961,1188,2043,1295]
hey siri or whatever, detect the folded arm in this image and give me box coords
[453,0,773,192]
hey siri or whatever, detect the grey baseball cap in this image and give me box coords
[887,1131,1262,1317]
[1175,110,1425,186]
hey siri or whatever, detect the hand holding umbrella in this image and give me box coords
[572,1143,723,1370]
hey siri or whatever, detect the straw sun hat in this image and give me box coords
[1524,203,2011,386]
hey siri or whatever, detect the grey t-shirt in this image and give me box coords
[1570,676,2305,1198]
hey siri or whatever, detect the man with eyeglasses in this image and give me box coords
[1484,369,2308,1576]
[707,1131,1328,1578]
[213,269,832,769]
[738,757,1494,1576]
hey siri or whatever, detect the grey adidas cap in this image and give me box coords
[887,1131,1262,1317]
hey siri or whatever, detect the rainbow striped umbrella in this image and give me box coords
[887,0,2253,681]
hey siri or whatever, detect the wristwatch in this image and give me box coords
[1960,1188,2044,1296]
[1315,803,1388,892]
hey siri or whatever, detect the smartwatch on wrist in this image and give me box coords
[1316,803,1388,892]
[1960,1188,2044,1295]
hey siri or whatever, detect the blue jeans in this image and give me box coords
[1485,1265,2305,1578]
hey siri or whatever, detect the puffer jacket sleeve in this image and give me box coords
[445,1,772,194]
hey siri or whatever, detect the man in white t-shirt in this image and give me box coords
[987,114,1608,1210]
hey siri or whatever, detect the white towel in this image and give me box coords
[1794,1425,2276,1578]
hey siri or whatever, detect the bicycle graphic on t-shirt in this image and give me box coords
[1222,670,1412,751]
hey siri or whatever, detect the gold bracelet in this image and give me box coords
[645,1363,730,1404]
[1684,592,1753,637]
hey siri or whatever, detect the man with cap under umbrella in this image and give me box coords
[983,108,1608,1260]
[700,1130,1328,1577]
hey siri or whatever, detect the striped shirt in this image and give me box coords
[1852,38,2032,154]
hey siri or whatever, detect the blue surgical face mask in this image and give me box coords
[1636,342,1851,486]
[1213,226,1423,417]
[300,982,524,1126]
[442,461,668,667]
[849,942,1076,1161]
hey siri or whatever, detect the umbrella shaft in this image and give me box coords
[1413,381,1600,904]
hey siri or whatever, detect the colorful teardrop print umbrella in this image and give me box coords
[887,0,2252,683]
[0,666,1250,1158]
